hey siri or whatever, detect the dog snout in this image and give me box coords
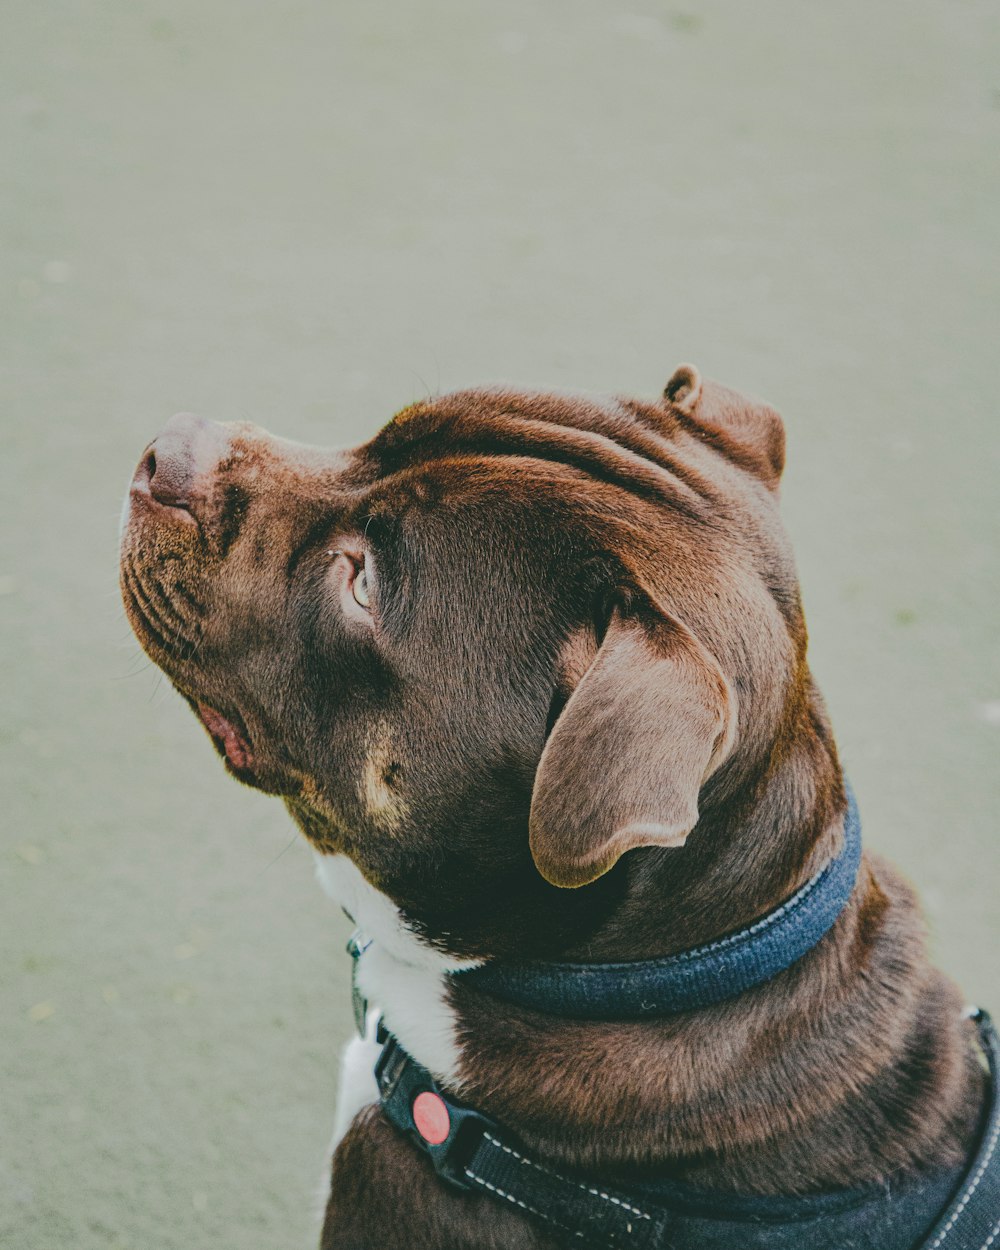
[133,412,228,515]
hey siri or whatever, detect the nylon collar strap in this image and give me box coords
[375,1010,1000,1250]
[454,785,863,1019]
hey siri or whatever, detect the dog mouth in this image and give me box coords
[189,700,305,799]
[192,701,257,778]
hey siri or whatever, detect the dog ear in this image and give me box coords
[529,602,736,889]
[664,363,785,489]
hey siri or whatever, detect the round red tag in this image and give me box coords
[412,1091,450,1145]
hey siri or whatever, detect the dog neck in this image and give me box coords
[321,685,983,1197]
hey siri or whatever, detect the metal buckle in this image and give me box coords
[346,930,372,1036]
[374,1030,408,1097]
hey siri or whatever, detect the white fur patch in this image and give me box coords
[314,853,481,1089]
[330,1012,382,1153]
[317,1010,383,1215]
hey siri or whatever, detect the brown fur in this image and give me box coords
[120,371,985,1250]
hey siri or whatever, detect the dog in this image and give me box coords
[120,366,994,1249]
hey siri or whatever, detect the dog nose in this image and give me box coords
[143,413,225,511]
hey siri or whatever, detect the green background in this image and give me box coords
[2,2,997,1247]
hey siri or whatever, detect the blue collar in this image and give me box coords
[454,787,862,1019]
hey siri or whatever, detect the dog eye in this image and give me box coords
[352,564,371,609]
[325,547,373,617]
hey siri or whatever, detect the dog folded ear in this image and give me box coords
[664,363,786,489]
[529,603,737,889]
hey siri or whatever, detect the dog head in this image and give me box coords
[120,366,801,954]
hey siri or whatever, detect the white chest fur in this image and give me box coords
[313,853,480,1090]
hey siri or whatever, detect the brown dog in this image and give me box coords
[120,367,988,1248]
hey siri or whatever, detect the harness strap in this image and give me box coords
[375,1026,666,1246]
[374,1012,1000,1250]
[923,1008,1000,1250]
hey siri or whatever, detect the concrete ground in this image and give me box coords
[2,2,997,1247]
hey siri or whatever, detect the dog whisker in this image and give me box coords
[261,834,300,873]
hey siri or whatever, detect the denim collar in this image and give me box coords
[454,786,862,1020]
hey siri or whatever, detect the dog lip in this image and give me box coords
[129,479,199,527]
[195,702,255,773]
